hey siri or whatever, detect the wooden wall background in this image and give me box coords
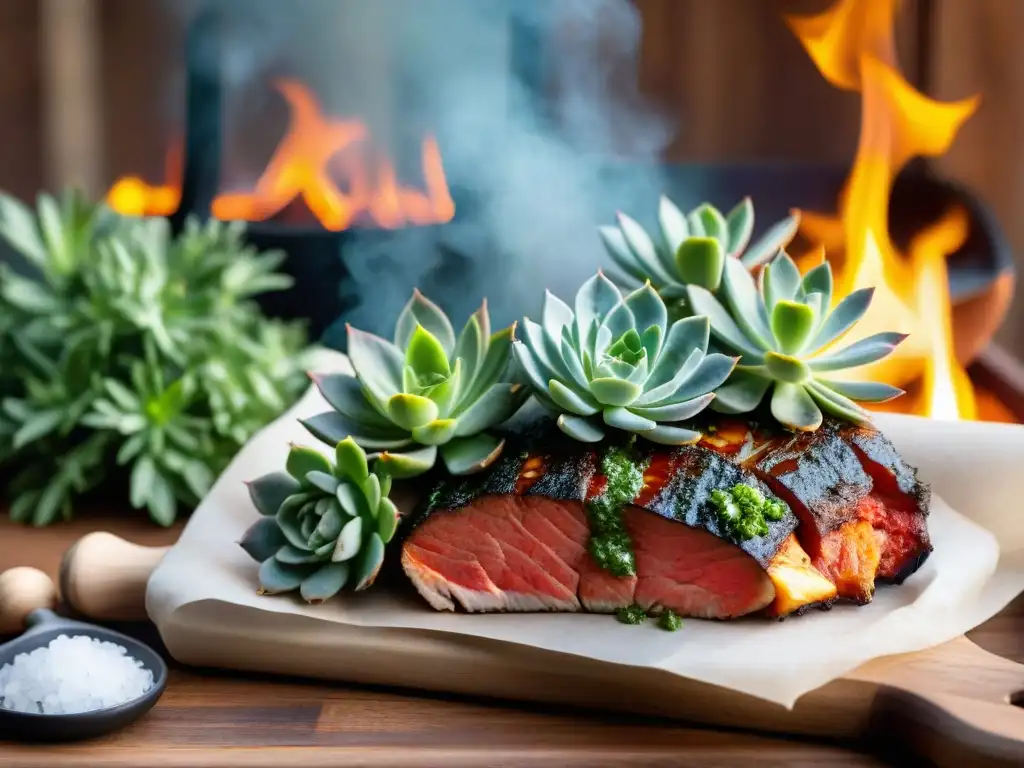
[0,0,1021,353]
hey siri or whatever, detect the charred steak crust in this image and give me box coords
[407,422,797,569]
[845,425,931,517]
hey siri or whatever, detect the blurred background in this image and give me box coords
[0,0,1020,353]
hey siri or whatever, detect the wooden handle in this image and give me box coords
[0,566,59,635]
[59,531,170,622]
[852,637,1024,766]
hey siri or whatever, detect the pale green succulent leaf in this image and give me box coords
[258,557,309,594]
[286,445,333,484]
[387,392,439,431]
[574,272,622,353]
[595,358,636,381]
[693,204,729,249]
[740,211,800,268]
[394,289,456,356]
[771,382,823,431]
[275,493,314,548]
[808,331,907,373]
[347,326,404,405]
[440,433,505,474]
[808,287,876,352]
[601,302,635,346]
[650,353,737,406]
[625,356,649,385]
[630,392,715,422]
[603,406,656,432]
[426,357,463,418]
[589,377,642,407]
[643,424,703,445]
[239,517,287,562]
[771,300,817,355]
[722,257,774,350]
[310,373,392,429]
[617,212,676,285]
[816,378,904,404]
[512,341,554,397]
[522,318,579,391]
[305,470,340,495]
[764,351,812,383]
[762,251,803,311]
[725,197,755,257]
[301,411,410,450]
[623,282,668,336]
[599,226,649,284]
[275,544,322,565]
[361,473,381,517]
[556,413,604,442]
[657,195,690,265]
[301,562,350,602]
[377,497,399,542]
[685,285,765,361]
[639,348,704,405]
[335,482,364,520]
[542,290,575,339]
[247,472,301,516]
[675,237,724,293]
[459,325,515,407]
[376,444,438,478]
[405,324,451,379]
[453,382,526,434]
[558,329,591,390]
[798,260,833,309]
[709,369,771,414]
[331,516,364,562]
[645,315,710,391]
[353,533,386,590]
[452,313,484,391]
[640,324,663,364]
[334,437,370,483]
[806,379,872,424]
[548,379,600,416]
[411,418,458,445]
[686,210,706,237]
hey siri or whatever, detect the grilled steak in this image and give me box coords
[400,415,931,620]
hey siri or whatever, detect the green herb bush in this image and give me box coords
[0,189,313,526]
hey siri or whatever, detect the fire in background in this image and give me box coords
[107,78,455,232]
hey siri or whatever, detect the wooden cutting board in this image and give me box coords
[4,518,1024,766]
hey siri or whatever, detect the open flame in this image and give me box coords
[107,78,455,231]
[787,0,981,420]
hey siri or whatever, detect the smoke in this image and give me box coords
[164,0,676,343]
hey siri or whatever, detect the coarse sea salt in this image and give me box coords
[0,634,154,715]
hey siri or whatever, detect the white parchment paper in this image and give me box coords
[147,350,1024,707]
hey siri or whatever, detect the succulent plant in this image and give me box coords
[512,272,737,445]
[599,196,800,308]
[302,290,528,479]
[240,438,399,601]
[686,251,905,431]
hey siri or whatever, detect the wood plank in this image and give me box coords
[930,0,1024,359]
[0,0,43,202]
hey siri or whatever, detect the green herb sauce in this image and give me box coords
[586,444,646,577]
[658,609,683,631]
[616,604,648,624]
[710,483,788,541]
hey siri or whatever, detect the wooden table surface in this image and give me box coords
[0,514,1020,767]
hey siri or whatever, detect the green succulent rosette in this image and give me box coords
[599,196,800,309]
[240,438,398,601]
[512,272,736,445]
[687,251,906,432]
[302,290,528,478]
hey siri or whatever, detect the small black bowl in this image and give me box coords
[0,609,167,742]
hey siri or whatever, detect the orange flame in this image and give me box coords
[787,0,980,420]
[107,78,455,231]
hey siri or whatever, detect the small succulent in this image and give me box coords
[512,272,736,445]
[302,290,528,479]
[686,251,905,431]
[240,438,399,602]
[599,196,800,308]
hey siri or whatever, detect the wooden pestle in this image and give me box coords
[59,532,170,622]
